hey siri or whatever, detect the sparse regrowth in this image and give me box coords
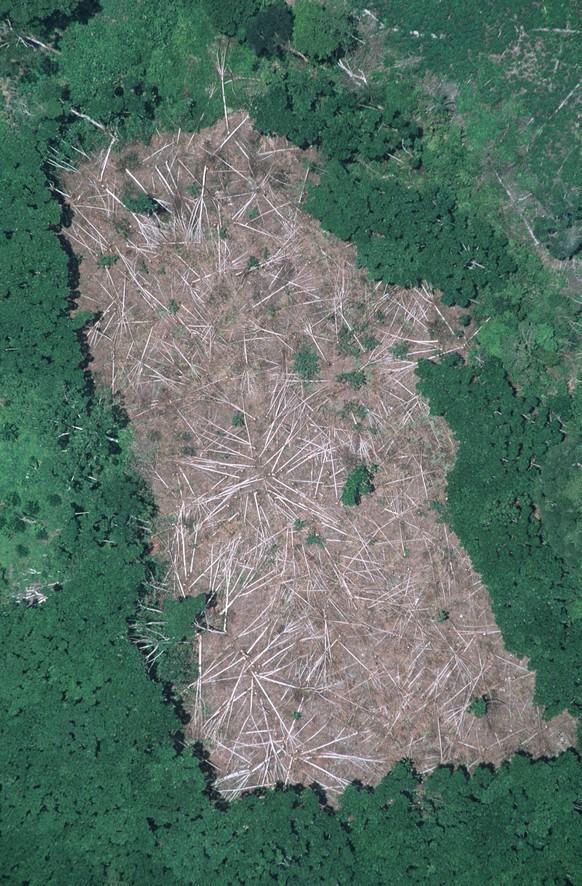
[335,369,366,390]
[97,253,118,268]
[390,342,410,360]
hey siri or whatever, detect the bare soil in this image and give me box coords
[63,114,576,799]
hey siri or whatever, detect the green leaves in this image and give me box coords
[417,355,581,715]
[308,164,516,307]
[335,369,367,390]
[292,0,354,63]
[58,0,223,140]
[539,436,582,570]
[0,0,83,31]
[160,597,204,654]
[468,695,489,718]
[223,788,356,884]
[132,594,206,687]
[202,0,261,38]
[245,1,293,57]
[2,1,582,877]
[0,127,186,880]
[122,189,160,215]
[341,464,378,506]
[293,342,320,380]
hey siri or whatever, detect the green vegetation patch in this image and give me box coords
[468,695,489,719]
[293,342,320,380]
[341,464,378,507]
[122,189,160,215]
[335,369,367,390]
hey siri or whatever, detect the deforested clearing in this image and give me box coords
[64,114,576,798]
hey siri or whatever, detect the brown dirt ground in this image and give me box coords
[62,114,576,800]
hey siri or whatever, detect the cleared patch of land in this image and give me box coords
[62,115,576,798]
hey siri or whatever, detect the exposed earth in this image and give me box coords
[63,114,576,798]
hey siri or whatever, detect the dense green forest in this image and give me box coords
[0,0,581,882]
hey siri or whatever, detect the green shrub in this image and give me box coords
[122,189,159,215]
[293,343,320,380]
[389,342,410,359]
[341,464,378,506]
[468,695,489,718]
[97,253,118,268]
